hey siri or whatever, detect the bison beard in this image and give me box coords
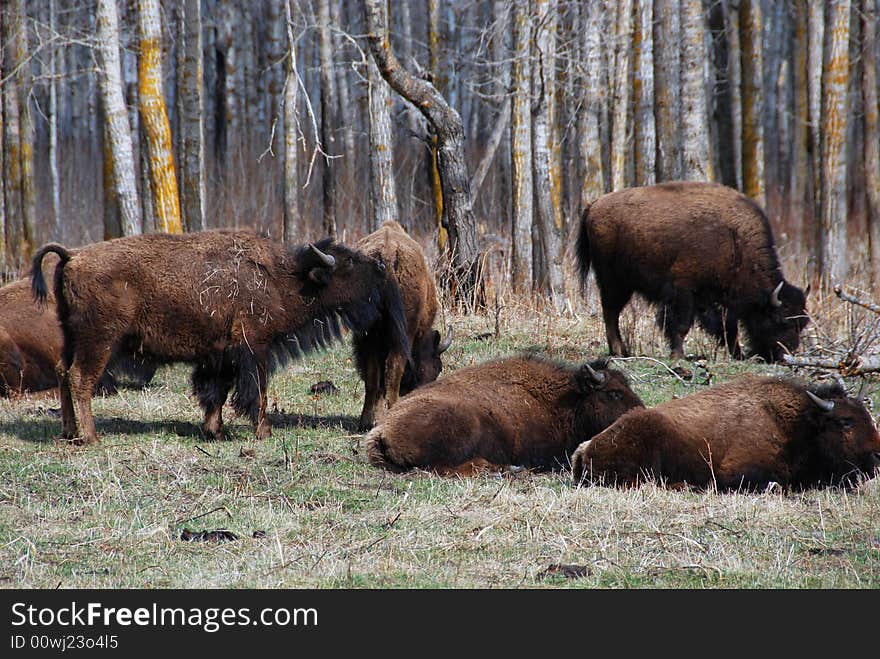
[365,355,644,474]
[571,377,880,491]
[31,231,408,445]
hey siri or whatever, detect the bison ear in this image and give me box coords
[307,267,333,286]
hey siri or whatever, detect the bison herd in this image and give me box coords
[1,183,879,492]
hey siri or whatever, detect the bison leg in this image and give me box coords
[383,348,407,410]
[697,307,743,359]
[598,286,633,357]
[657,292,695,360]
[192,361,233,440]
[55,360,77,440]
[253,361,271,440]
[358,356,383,431]
[67,353,111,446]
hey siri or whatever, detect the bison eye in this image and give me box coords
[606,391,623,401]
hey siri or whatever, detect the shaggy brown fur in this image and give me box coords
[576,181,809,361]
[354,221,450,430]
[571,377,880,491]
[366,355,644,473]
[0,255,153,396]
[31,230,407,445]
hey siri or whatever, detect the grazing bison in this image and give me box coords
[576,181,809,361]
[354,221,452,430]
[571,377,880,491]
[0,254,154,396]
[31,230,407,445]
[366,355,644,474]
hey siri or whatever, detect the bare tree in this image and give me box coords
[510,0,533,292]
[95,0,142,236]
[610,0,633,190]
[363,0,481,301]
[181,0,206,232]
[317,0,337,237]
[283,0,299,242]
[48,0,61,238]
[819,0,852,290]
[634,0,656,186]
[739,0,765,205]
[2,0,24,265]
[579,0,605,209]
[680,0,712,181]
[366,19,398,230]
[138,0,182,233]
[862,0,880,291]
[654,0,682,182]
[0,8,6,272]
[791,0,810,249]
[808,0,824,216]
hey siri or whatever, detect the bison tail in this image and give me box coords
[383,274,412,368]
[31,243,72,306]
[575,204,592,291]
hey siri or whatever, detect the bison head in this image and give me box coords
[566,360,644,449]
[807,383,880,487]
[400,325,453,396]
[746,280,810,362]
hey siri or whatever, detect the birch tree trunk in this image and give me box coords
[723,0,743,191]
[808,0,825,216]
[181,0,206,232]
[863,0,880,290]
[792,0,810,250]
[364,0,481,302]
[611,0,633,191]
[48,0,61,238]
[367,54,398,230]
[95,0,142,236]
[2,0,24,264]
[654,0,681,181]
[680,0,713,181]
[739,0,765,205]
[510,0,533,292]
[580,0,605,210]
[283,0,299,242]
[317,0,337,237]
[329,0,356,159]
[138,0,182,233]
[532,0,565,309]
[820,0,852,289]
[265,0,285,144]
[634,0,656,186]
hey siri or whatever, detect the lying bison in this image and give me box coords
[366,355,644,474]
[355,221,452,430]
[571,377,880,491]
[1,254,154,396]
[31,230,407,445]
[576,181,809,361]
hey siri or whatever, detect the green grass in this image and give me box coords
[1,307,879,589]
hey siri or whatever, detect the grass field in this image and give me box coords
[1,302,879,589]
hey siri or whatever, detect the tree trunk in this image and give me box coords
[808,0,825,218]
[792,0,810,255]
[510,0,533,292]
[634,0,656,186]
[317,0,337,237]
[2,0,24,266]
[16,0,35,260]
[863,0,880,290]
[95,0,142,236]
[367,53,398,230]
[181,0,206,232]
[283,0,299,242]
[329,0,356,159]
[680,0,712,181]
[820,0,852,290]
[580,0,605,210]
[532,0,565,309]
[611,0,633,191]
[739,0,765,205]
[138,0,182,233]
[0,8,6,272]
[654,0,682,182]
[427,0,447,250]
[48,0,61,239]
[363,0,481,302]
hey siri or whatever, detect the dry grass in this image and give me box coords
[1,288,879,589]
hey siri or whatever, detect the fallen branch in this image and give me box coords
[834,285,880,315]
[782,353,880,376]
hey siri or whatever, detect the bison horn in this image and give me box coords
[770,281,784,308]
[309,243,336,268]
[584,363,606,384]
[806,390,835,413]
[438,325,454,354]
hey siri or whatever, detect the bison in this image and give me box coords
[571,377,880,491]
[30,230,407,445]
[366,354,644,474]
[576,181,809,362]
[1,254,154,396]
[354,221,452,430]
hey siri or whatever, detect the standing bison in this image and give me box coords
[576,181,809,361]
[1,254,154,396]
[31,230,407,445]
[355,221,452,430]
[366,355,644,474]
[571,377,880,491]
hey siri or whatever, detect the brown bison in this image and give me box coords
[576,181,809,362]
[1,254,154,396]
[31,230,407,445]
[366,355,644,474]
[354,221,452,430]
[571,377,880,491]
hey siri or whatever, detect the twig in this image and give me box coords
[835,285,880,315]
[608,356,691,385]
